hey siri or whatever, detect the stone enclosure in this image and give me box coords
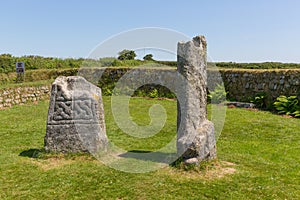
[1,69,299,110]
[83,68,300,104]
[44,35,216,163]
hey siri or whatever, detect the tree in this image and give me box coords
[143,54,154,61]
[117,49,136,60]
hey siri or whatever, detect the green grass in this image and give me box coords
[0,97,299,199]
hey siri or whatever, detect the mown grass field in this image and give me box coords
[0,97,299,199]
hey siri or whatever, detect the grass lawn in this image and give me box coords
[0,97,299,199]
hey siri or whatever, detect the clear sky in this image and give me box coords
[1,0,300,62]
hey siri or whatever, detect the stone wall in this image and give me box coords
[81,67,300,102]
[0,68,299,109]
[0,85,51,109]
[208,69,300,103]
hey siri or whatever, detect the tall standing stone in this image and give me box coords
[45,76,108,154]
[177,36,216,163]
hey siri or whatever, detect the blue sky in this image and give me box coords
[1,0,300,62]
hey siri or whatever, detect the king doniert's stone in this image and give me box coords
[44,76,108,154]
[177,36,217,162]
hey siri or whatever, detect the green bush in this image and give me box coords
[0,68,78,85]
[2,53,300,73]
[251,93,267,109]
[143,54,154,61]
[0,54,83,73]
[111,59,145,67]
[155,61,177,67]
[117,50,136,60]
[215,62,300,69]
[208,84,227,104]
[98,57,116,67]
[274,95,300,117]
[149,88,159,98]
[293,110,300,117]
[102,88,112,96]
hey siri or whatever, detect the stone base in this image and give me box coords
[179,120,217,162]
[45,124,108,154]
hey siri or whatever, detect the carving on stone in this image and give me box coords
[44,76,108,154]
[53,101,72,121]
[73,100,93,120]
[50,99,96,123]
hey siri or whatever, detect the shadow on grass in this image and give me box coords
[19,149,44,158]
[119,150,178,164]
[19,149,180,165]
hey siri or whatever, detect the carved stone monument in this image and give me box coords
[177,36,217,163]
[45,76,108,154]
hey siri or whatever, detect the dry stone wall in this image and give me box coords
[0,69,299,109]
[208,69,300,103]
[83,67,300,102]
[0,85,51,109]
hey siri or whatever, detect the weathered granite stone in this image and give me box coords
[184,158,199,165]
[45,76,108,154]
[177,36,217,162]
